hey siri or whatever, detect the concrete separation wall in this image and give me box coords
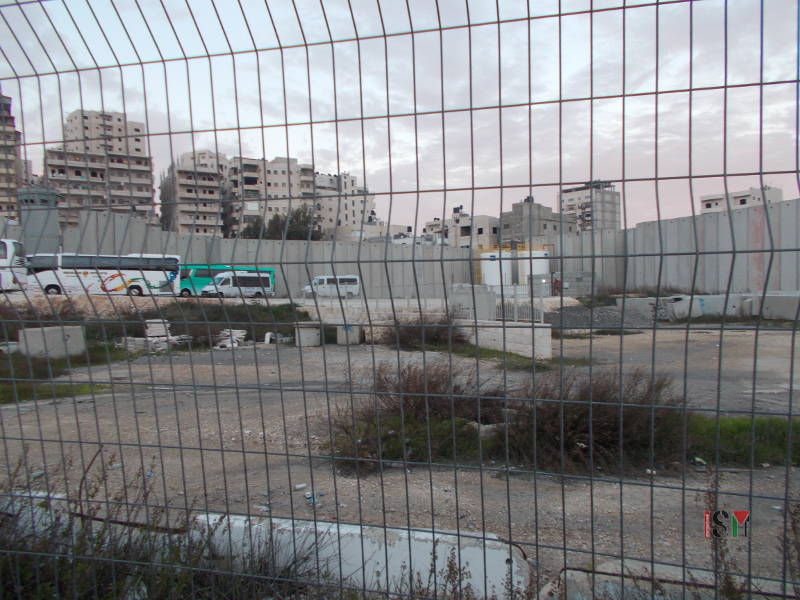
[549,198,800,294]
[53,212,473,300]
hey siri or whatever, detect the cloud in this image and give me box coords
[1,0,796,230]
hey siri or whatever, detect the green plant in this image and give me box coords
[0,345,130,404]
[0,451,324,599]
[379,311,467,351]
[687,416,800,466]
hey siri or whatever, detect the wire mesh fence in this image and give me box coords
[0,0,798,597]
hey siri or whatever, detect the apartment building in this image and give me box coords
[44,110,154,227]
[700,186,783,214]
[500,196,577,241]
[160,150,227,236]
[423,206,499,248]
[560,180,621,231]
[0,94,22,221]
[224,156,315,236]
[313,172,376,236]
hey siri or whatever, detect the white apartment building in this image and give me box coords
[700,186,783,214]
[423,206,499,248]
[560,180,621,231]
[44,110,154,227]
[160,150,227,236]
[0,94,22,221]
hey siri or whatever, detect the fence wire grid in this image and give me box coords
[0,0,798,598]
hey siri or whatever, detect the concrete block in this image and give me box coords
[294,323,321,347]
[18,326,86,359]
[458,320,552,360]
[449,286,497,320]
[198,513,529,597]
[748,294,800,320]
[336,324,362,345]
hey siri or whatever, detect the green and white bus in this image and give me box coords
[178,264,276,297]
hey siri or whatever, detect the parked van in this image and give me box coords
[201,271,275,298]
[303,275,360,298]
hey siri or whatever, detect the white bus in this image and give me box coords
[0,239,27,291]
[27,253,181,296]
[303,275,361,298]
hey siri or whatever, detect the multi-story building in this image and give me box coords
[700,186,783,214]
[312,172,376,236]
[499,196,577,241]
[224,156,315,236]
[0,94,22,221]
[160,150,227,236]
[560,180,621,231]
[44,109,154,227]
[423,206,499,248]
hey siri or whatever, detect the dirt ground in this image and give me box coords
[1,324,798,587]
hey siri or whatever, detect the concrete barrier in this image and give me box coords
[196,514,529,597]
[3,493,528,597]
[336,324,362,345]
[17,326,86,359]
[295,323,321,347]
[458,320,552,360]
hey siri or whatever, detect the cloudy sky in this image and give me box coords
[0,0,797,232]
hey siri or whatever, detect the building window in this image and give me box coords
[492,227,497,234]
[739,198,747,205]
[706,203,712,209]
[543,224,547,230]
[477,227,483,234]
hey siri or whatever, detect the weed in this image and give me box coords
[0,451,325,599]
[137,301,310,344]
[687,416,800,466]
[506,369,683,473]
[551,329,593,340]
[379,311,467,350]
[0,345,130,403]
[670,315,795,328]
[592,328,644,336]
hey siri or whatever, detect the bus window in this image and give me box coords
[28,255,57,273]
[0,242,6,261]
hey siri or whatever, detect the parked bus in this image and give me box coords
[0,239,27,291]
[200,271,276,298]
[27,253,181,296]
[178,264,276,297]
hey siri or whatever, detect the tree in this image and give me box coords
[240,205,322,240]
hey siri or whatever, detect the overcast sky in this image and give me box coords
[0,0,797,231]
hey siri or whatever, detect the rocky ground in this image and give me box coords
[1,320,798,588]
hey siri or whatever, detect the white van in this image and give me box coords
[303,275,360,298]
[201,271,275,298]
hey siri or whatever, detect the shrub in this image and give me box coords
[330,361,505,472]
[331,364,686,475]
[379,311,467,351]
[138,301,309,344]
[506,369,683,473]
